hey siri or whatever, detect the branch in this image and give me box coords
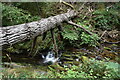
[62,1,74,9]
[67,21,93,35]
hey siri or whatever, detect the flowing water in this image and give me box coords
[2,36,120,77]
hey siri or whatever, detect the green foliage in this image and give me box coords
[54,65,93,78]
[62,25,79,41]
[77,23,99,47]
[6,40,31,54]
[6,47,19,53]
[62,30,79,41]
[12,2,55,17]
[48,59,120,78]
[92,4,120,30]
[1,3,40,26]
[87,59,120,78]
[62,24,99,47]
[80,32,99,47]
[2,58,120,78]
[2,68,45,78]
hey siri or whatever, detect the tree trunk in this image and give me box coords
[0,10,77,46]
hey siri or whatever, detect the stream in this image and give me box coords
[1,32,120,77]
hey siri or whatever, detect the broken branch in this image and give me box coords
[67,21,93,35]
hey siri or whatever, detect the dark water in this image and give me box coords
[2,39,120,76]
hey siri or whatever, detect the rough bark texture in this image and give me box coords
[0,10,77,46]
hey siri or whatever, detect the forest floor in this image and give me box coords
[1,30,120,78]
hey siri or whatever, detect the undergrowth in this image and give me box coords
[2,59,120,78]
[48,59,120,78]
[62,23,99,47]
[1,3,40,26]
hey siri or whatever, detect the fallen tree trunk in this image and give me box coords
[0,10,77,46]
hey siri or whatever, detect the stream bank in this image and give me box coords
[2,38,120,78]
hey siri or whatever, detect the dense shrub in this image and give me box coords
[1,3,40,26]
[62,24,99,47]
[92,3,120,30]
[48,59,120,78]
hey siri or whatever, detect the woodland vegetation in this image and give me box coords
[1,2,120,79]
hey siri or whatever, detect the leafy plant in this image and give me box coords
[1,3,40,26]
[62,31,79,41]
[80,58,120,78]
[80,32,99,47]
[92,4,120,30]
[61,23,99,47]
[2,57,119,78]
[48,58,120,78]
[76,23,100,47]
[62,25,79,41]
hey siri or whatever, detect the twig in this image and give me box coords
[6,54,12,62]
[104,41,120,44]
[78,2,87,12]
[100,30,107,39]
[62,1,74,9]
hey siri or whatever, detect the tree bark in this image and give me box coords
[0,10,77,46]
